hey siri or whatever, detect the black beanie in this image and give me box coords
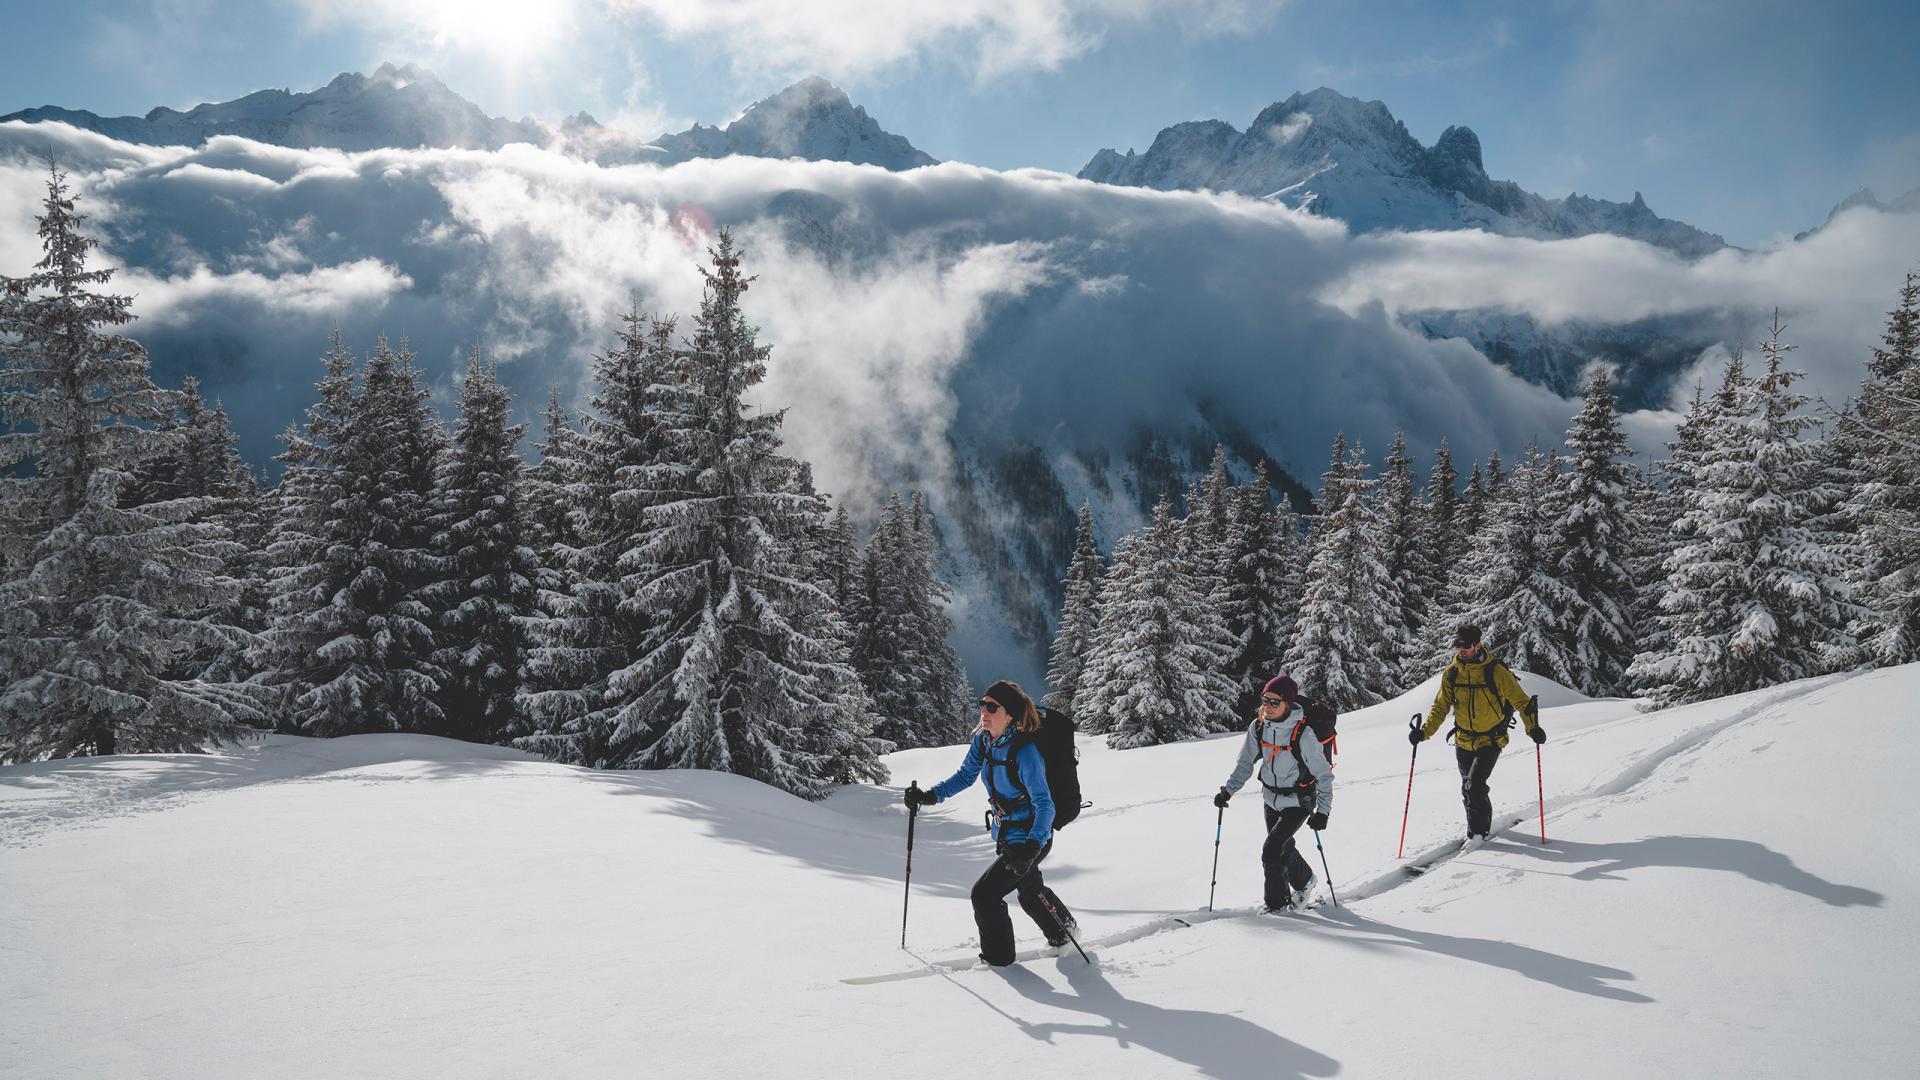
[1453,623,1483,648]
[983,680,1034,725]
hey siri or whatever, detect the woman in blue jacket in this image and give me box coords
[905,680,1076,966]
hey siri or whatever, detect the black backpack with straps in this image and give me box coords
[1256,698,1339,795]
[993,707,1087,830]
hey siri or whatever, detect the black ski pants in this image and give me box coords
[1261,804,1315,909]
[1457,743,1503,837]
[971,839,1073,965]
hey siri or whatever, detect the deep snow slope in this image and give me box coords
[3,666,1913,1079]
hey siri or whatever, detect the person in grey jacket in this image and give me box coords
[1213,674,1333,911]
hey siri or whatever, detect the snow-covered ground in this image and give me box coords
[3,667,1914,1078]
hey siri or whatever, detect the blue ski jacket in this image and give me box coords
[931,730,1056,847]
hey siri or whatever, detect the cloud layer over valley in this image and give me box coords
[3,120,1912,677]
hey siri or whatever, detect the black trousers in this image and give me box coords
[971,840,1073,965]
[1457,743,1504,837]
[1261,804,1315,908]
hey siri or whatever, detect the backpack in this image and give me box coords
[1254,698,1339,795]
[1014,707,1086,830]
[1297,697,1338,765]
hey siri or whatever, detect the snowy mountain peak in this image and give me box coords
[4,61,544,151]
[1430,125,1485,175]
[1077,88,1727,258]
[641,76,938,171]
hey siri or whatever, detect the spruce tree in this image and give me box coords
[291,336,449,735]
[906,492,970,743]
[1456,442,1581,686]
[519,310,673,765]
[0,165,263,761]
[1084,499,1239,748]
[1377,428,1429,690]
[615,232,875,795]
[1283,436,1400,708]
[427,350,539,743]
[1554,371,1639,694]
[1412,439,1461,679]
[1630,318,1856,704]
[1837,273,1920,666]
[1222,464,1297,714]
[1044,502,1105,717]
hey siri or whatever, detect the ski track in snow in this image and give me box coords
[841,671,1858,984]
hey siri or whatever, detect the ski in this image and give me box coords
[840,906,1263,985]
[840,944,1084,985]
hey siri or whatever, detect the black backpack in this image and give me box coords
[1016,707,1086,829]
[1297,698,1338,766]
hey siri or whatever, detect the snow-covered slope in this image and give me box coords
[1080,88,1728,259]
[5,665,1911,1078]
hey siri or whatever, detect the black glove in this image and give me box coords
[904,785,937,808]
[1213,788,1232,809]
[1002,841,1042,876]
[1528,725,1547,745]
[1308,812,1327,831]
[1409,726,1426,746]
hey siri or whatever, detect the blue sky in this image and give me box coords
[3,0,1916,247]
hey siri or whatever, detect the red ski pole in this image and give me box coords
[1397,714,1420,859]
[1530,694,1546,845]
[1535,740,1547,845]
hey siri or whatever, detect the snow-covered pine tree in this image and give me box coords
[296,335,449,735]
[253,334,356,727]
[1283,436,1401,709]
[1836,272,1920,666]
[1090,499,1239,748]
[524,387,587,557]
[906,492,971,743]
[0,165,263,762]
[615,232,874,796]
[518,310,673,765]
[1454,442,1581,686]
[793,476,889,786]
[1377,428,1429,691]
[1223,462,1298,712]
[822,505,858,612]
[1043,501,1105,717]
[1411,439,1461,680]
[1553,370,1640,695]
[426,350,540,743]
[849,494,917,744]
[1629,316,1857,705]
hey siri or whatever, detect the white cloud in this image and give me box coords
[8,119,1908,480]
[7,116,1911,680]
[607,0,1284,81]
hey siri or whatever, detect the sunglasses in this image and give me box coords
[979,700,1003,714]
[1260,697,1286,707]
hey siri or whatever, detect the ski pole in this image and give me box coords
[1533,700,1547,845]
[901,783,920,949]
[1037,891,1091,965]
[1313,829,1338,907]
[1208,804,1224,912]
[1397,714,1420,859]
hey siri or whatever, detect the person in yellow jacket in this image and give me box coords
[1410,623,1545,839]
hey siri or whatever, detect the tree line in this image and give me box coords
[0,167,970,793]
[1047,284,1920,747]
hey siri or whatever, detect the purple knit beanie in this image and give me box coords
[1262,674,1298,705]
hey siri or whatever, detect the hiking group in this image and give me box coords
[902,622,1547,967]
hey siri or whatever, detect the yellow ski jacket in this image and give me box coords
[1421,651,1540,751]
